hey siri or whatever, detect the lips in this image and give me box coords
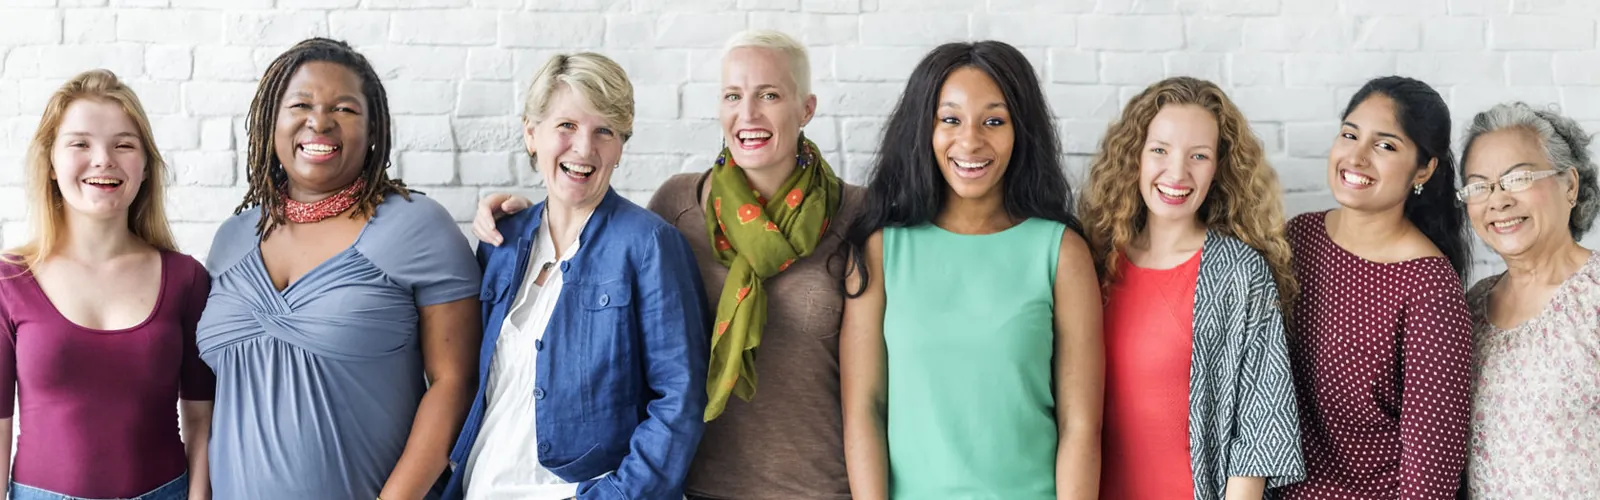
[559,161,596,181]
[1488,217,1527,234]
[82,176,123,191]
[1340,169,1375,189]
[735,129,772,150]
[951,158,991,179]
[297,139,341,162]
[1154,183,1193,205]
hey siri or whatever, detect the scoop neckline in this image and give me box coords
[27,250,169,334]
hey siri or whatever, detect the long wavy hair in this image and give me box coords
[235,38,410,237]
[1079,77,1298,312]
[1347,76,1471,280]
[843,40,1080,297]
[4,69,176,271]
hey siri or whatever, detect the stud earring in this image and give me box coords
[1413,183,1424,195]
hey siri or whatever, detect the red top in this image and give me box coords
[1101,250,1202,499]
[0,251,216,498]
[1280,211,1472,500]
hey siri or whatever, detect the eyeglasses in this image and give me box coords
[1456,169,1566,204]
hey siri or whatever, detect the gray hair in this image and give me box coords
[722,29,812,98]
[1461,102,1600,239]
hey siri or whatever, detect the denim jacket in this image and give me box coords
[443,189,710,500]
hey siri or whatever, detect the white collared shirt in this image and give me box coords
[463,211,591,499]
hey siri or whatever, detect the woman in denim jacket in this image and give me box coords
[442,52,710,500]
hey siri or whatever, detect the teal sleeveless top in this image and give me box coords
[881,218,1067,499]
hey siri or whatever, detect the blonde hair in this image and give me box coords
[3,69,176,270]
[723,29,812,97]
[1079,77,1298,313]
[523,52,635,141]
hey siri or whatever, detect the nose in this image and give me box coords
[571,129,597,158]
[304,107,333,133]
[90,142,114,169]
[1484,182,1515,211]
[737,95,763,122]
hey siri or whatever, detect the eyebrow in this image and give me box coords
[1341,121,1407,143]
[722,84,783,92]
[1464,162,1538,181]
[59,131,140,139]
[939,101,1007,110]
[286,91,363,104]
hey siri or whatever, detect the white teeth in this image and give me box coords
[1342,171,1375,185]
[560,162,595,174]
[1492,218,1525,229]
[953,159,989,170]
[1157,185,1192,197]
[83,178,121,186]
[301,144,337,154]
[737,131,772,140]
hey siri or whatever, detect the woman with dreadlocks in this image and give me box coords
[196,38,482,499]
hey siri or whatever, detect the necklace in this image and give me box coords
[282,178,366,224]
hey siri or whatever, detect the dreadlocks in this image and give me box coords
[236,37,410,237]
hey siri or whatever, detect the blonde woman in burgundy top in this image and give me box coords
[1456,103,1600,498]
[1280,76,1474,499]
[1081,77,1303,500]
[0,70,214,500]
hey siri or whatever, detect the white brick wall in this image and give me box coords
[1,0,1597,280]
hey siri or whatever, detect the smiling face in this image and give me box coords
[272,60,370,199]
[1327,94,1436,213]
[720,46,815,172]
[528,85,624,212]
[1138,104,1219,226]
[50,99,148,222]
[1462,128,1578,259]
[932,66,1015,204]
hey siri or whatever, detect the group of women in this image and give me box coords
[0,27,1593,500]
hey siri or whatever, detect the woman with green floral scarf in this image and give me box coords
[472,30,862,500]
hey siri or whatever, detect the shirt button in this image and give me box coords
[535,339,544,351]
[533,388,545,400]
[598,294,610,306]
[559,261,571,273]
[538,442,551,454]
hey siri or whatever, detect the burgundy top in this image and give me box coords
[1279,212,1472,500]
[0,251,215,498]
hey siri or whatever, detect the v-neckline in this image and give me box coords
[256,207,380,296]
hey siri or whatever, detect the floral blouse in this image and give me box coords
[1464,252,1600,499]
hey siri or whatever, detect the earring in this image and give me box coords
[1413,183,1424,195]
[796,131,809,169]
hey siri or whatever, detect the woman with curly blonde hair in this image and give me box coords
[1079,76,1303,500]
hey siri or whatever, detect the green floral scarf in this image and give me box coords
[703,138,841,421]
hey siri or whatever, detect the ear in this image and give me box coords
[522,119,538,157]
[1414,157,1439,186]
[800,94,818,128]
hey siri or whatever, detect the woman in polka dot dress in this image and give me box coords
[1277,76,1474,500]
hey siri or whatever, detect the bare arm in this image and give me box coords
[1,417,10,496]
[181,400,213,500]
[841,232,889,500]
[379,298,481,500]
[1053,231,1104,500]
[1225,476,1266,500]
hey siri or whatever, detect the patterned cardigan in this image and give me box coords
[1187,232,1306,499]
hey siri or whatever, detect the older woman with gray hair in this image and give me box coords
[442,52,709,500]
[1456,102,1600,498]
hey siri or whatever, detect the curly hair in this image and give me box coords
[1078,77,1298,313]
[235,37,410,237]
[1461,102,1600,240]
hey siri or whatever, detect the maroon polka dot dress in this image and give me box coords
[1278,211,1473,500]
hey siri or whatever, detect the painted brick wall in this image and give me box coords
[1,0,1597,279]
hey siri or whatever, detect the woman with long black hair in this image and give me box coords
[838,40,1104,500]
[1279,76,1473,500]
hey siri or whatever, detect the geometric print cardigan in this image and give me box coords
[1188,232,1306,499]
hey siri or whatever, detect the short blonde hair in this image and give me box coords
[523,52,635,141]
[4,69,175,270]
[722,29,812,97]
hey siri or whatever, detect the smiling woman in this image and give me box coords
[0,69,215,500]
[196,38,483,500]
